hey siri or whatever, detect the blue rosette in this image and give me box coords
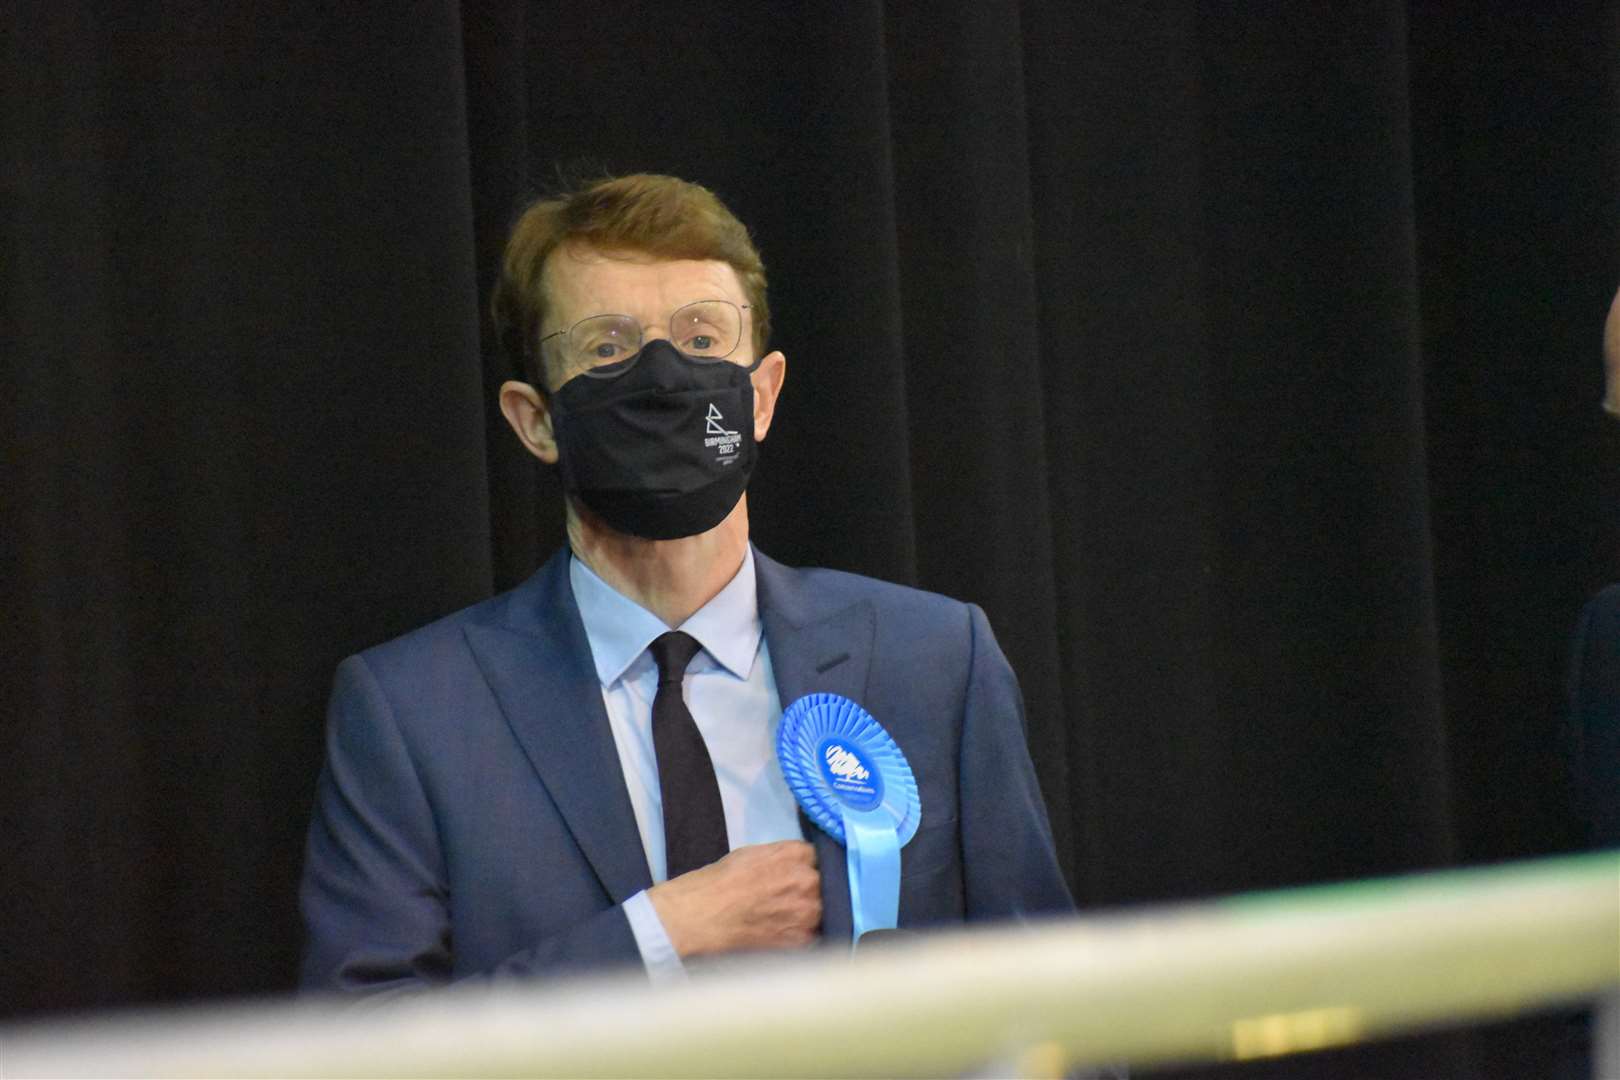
[777,692,921,944]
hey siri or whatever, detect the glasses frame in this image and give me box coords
[537,300,754,381]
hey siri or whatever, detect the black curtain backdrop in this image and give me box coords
[5,3,1617,1076]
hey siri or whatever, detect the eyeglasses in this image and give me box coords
[538,300,752,381]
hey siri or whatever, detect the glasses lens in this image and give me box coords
[669,301,742,359]
[565,315,641,373]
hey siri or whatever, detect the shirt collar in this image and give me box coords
[570,545,762,686]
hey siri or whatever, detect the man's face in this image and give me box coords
[537,244,758,393]
[498,242,786,474]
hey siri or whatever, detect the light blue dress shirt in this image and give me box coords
[569,546,803,981]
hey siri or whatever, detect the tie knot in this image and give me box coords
[649,631,702,685]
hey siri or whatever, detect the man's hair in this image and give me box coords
[491,173,770,386]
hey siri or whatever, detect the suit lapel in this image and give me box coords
[463,550,652,904]
[462,548,878,940]
[756,550,875,946]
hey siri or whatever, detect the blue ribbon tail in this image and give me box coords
[843,808,901,945]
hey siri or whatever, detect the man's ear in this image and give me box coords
[498,379,559,464]
[751,350,786,441]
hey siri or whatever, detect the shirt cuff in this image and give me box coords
[623,890,687,983]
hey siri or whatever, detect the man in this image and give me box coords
[1557,283,1620,1080]
[1605,283,1620,418]
[1568,282,1620,849]
[300,174,1072,992]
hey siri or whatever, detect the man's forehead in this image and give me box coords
[541,244,743,320]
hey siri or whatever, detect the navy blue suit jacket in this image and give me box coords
[300,547,1073,992]
[1568,583,1620,848]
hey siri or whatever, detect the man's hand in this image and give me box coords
[646,840,822,958]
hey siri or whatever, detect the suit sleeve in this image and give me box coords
[957,604,1075,918]
[1567,585,1620,849]
[299,654,642,995]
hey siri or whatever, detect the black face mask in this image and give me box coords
[546,338,760,541]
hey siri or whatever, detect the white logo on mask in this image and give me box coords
[703,403,742,455]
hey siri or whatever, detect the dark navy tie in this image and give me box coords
[649,631,729,878]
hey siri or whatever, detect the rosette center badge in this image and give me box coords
[777,693,920,943]
[817,738,885,810]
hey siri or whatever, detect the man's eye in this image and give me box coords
[687,334,715,352]
[590,342,623,360]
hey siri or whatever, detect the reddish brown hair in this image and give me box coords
[491,174,770,385]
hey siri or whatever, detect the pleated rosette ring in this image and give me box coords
[777,692,921,943]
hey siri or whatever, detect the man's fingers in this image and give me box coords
[783,839,816,865]
[726,839,816,867]
[652,839,828,958]
[766,838,816,865]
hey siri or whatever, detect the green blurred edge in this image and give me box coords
[1218,848,1620,917]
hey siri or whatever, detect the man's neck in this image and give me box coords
[566,497,751,628]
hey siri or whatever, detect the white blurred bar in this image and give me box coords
[2,852,1616,1078]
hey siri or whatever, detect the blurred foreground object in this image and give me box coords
[2,852,1616,1077]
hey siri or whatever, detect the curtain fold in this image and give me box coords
[4,1,490,1011]
[883,1,1074,876]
